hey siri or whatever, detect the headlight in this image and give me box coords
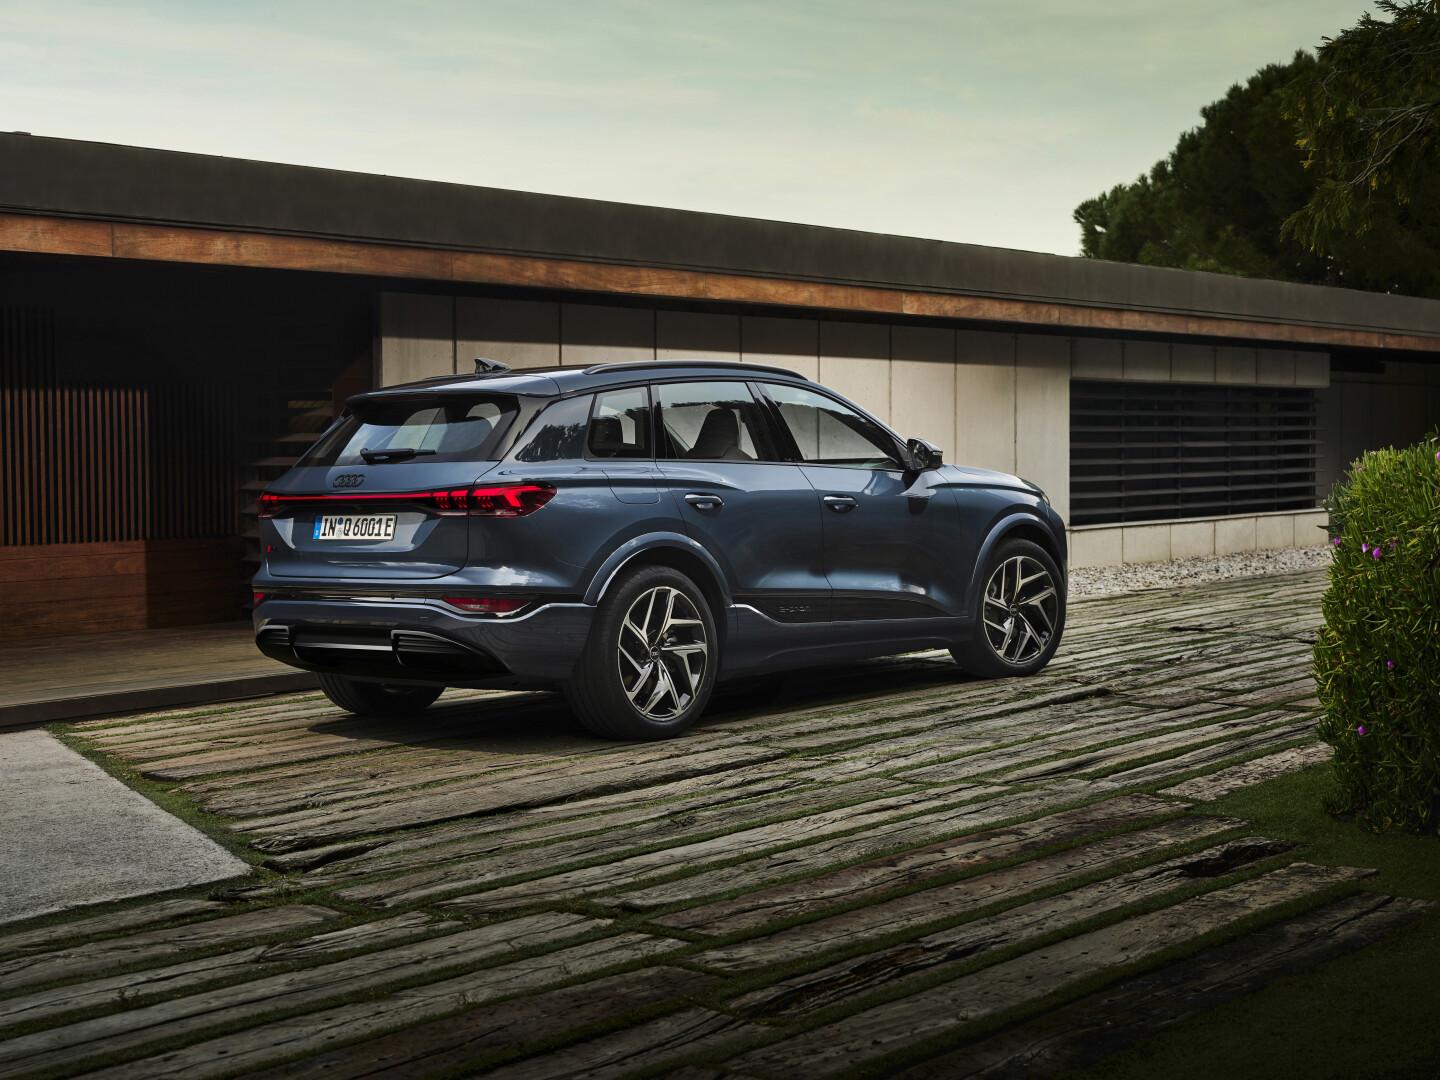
[1022,479,1051,507]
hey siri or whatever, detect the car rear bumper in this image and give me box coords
[253,598,595,688]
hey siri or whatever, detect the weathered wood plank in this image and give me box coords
[235,967,720,1080]
[0,914,450,1031]
[728,836,1295,1012]
[688,816,1245,975]
[656,795,1175,935]
[309,776,909,899]
[357,782,1007,911]
[77,935,687,1080]
[759,686,1114,753]
[1097,721,1318,787]
[243,746,790,853]
[274,764,811,874]
[0,900,224,959]
[434,783,1013,915]
[891,893,1433,1079]
[0,906,341,992]
[1160,742,1333,801]
[728,862,1376,1079]
[0,912,605,1079]
[477,1008,761,1080]
[996,714,1303,784]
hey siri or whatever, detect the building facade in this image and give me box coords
[3,134,1438,641]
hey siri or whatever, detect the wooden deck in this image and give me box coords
[1,569,1430,1079]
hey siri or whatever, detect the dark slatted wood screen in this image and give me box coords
[1,307,235,546]
[1070,379,1319,526]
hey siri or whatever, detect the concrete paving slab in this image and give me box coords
[0,622,315,729]
[0,729,250,926]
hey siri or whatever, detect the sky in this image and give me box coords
[0,0,1366,256]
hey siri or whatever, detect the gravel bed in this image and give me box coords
[1069,544,1333,599]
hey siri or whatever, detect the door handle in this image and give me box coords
[823,494,858,513]
[684,493,723,511]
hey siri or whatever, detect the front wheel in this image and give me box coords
[951,538,1065,678]
[565,565,718,740]
[317,674,443,718]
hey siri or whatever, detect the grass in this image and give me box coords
[1071,762,1440,1080]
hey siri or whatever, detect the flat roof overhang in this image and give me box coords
[3,133,1438,353]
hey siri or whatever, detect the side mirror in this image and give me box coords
[906,438,943,471]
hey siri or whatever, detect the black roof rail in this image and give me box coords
[582,359,808,380]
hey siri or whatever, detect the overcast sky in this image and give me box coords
[0,0,1364,256]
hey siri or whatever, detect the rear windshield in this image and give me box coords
[301,394,519,467]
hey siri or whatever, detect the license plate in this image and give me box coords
[313,515,396,541]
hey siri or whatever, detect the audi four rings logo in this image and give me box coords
[332,474,365,488]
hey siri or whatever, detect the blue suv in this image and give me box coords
[254,359,1067,739]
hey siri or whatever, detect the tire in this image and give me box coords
[951,538,1065,678]
[317,674,444,718]
[565,564,718,740]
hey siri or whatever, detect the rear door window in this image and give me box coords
[654,381,778,461]
[303,395,518,466]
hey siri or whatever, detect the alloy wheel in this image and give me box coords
[616,585,709,721]
[981,555,1059,665]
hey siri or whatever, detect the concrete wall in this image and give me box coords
[1068,509,1330,569]
[1072,339,1329,388]
[385,294,1440,567]
[380,293,1075,523]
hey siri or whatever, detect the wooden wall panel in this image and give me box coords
[0,538,241,640]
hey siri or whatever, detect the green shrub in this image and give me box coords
[1315,431,1440,833]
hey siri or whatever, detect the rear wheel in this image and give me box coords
[951,538,1065,678]
[566,565,717,740]
[317,674,443,718]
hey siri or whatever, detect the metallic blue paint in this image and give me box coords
[252,361,1067,691]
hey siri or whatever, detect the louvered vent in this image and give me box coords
[1070,380,1319,526]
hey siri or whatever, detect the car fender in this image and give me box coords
[965,511,1066,612]
[583,532,734,607]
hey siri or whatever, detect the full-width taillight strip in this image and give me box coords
[257,484,555,519]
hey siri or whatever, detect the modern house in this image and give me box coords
[3,133,1437,642]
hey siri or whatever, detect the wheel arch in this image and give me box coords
[582,534,733,677]
[965,512,1067,612]
[585,534,731,638]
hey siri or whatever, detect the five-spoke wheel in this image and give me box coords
[566,564,718,739]
[616,585,709,721]
[952,538,1066,677]
[981,554,1059,665]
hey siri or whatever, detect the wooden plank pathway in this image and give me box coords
[1,568,1427,1079]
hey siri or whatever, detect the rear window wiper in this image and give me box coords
[360,447,438,464]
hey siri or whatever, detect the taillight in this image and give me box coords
[253,592,267,605]
[442,597,530,614]
[463,484,555,517]
[254,484,555,518]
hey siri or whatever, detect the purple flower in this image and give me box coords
[1373,547,1382,560]
[1362,542,1369,553]
[1358,726,1368,736]
[1386,661,1396,670]
[1332,537,1341,546]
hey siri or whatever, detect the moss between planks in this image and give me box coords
[1071,761,1440,1080]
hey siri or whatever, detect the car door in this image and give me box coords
[652,379,830,624]
[759,381,967,621]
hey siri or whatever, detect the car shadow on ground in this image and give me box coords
[275,650,979,759]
